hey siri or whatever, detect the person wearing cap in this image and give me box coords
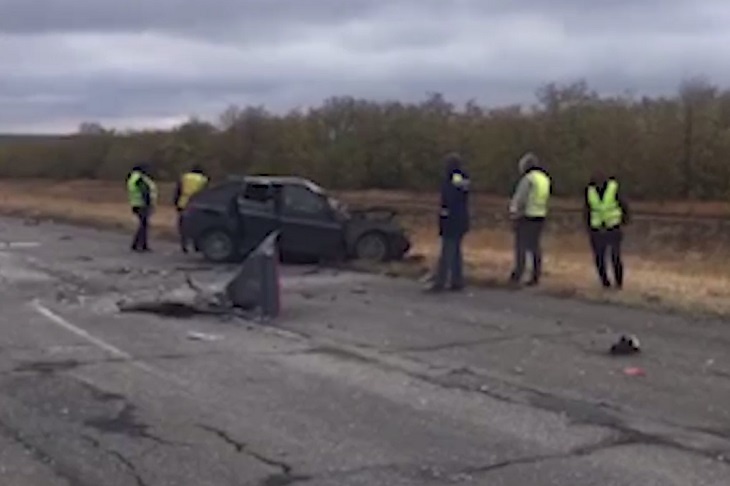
[584,170,630,288]
[126,163,158,252]
[508,152,551,286]
[173,164,209,252]
[426,152,471,292]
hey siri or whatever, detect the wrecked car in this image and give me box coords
[180,175,411,263]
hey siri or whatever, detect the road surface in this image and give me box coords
[0,216,728,485]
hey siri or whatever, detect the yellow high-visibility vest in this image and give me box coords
[177,172,208,209]
[127,171,158,208]
[525,170,550,217]
[587,179,623,229]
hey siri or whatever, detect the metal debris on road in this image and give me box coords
[186,331,223,342]
[118,231,282,322]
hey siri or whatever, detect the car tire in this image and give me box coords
[354,232,389,262]
[199,229,238,263]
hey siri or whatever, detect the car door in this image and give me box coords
[235,182,279,257]
[278,184,343,259]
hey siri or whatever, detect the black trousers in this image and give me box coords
[510,219,544,284]
[177,209,187,251]
[131,207,150,251]
[589,228,623,288]
[433,235,464,289]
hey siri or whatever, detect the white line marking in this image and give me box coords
[0,241,41,248]
[30,300,186,386]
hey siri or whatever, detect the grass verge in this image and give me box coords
[2,179,730,317]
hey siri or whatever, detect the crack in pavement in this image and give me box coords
[294,344,730,466]
[85,402,182,447]
[10,352,207,375]
[0,417,93,486]
[389,329,585,353]
[82,435,148,486]
[198,424,311,485]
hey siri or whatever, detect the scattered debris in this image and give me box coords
[105,267,133,275]
[118,231,282,322]
[186,331,223,342]
[609,335,641,356]
[118,300,226,318]
[351,286,368,295]
[59,235,73,241]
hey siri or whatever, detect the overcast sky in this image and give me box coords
[1,0,729,133]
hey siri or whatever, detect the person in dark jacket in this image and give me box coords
[584,170,630,288]
[426,153,471,292]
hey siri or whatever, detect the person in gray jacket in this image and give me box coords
[508,152,551,286]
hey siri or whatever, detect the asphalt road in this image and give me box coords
[0,216,729,486]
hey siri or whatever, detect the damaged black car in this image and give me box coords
[180,175,411,263]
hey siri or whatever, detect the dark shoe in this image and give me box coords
[526,278,539,287]
[448,285,464,292]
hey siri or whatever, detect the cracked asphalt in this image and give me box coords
[1,216,729,485]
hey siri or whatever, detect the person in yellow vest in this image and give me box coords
[173,164,209,252]
[508,152,551,286]
[584,170,630,289]
[127,163,158,252]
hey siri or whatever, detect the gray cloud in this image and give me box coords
[0,0,729,132]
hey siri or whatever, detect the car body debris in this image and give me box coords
[186,331,223,342]
[117,231,281,322]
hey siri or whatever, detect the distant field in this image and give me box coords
[2,179,730,316]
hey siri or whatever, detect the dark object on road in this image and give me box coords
[179,175,410,263]
[224,231,280,319]
[610,334,641,355]
[118,232,282,321]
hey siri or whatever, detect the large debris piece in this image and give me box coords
[224,230,281,318]
[119,231,282,321]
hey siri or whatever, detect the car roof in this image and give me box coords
[228,175,325,194]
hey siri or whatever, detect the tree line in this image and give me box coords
[1,77,729,200]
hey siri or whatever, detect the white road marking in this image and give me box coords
[0,241,41,248]
[30,300,187,386]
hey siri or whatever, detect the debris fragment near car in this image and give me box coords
[118,231,282,321]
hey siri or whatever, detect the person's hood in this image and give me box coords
[443,152,463,176]
[517,152,539,174]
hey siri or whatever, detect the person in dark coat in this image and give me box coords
[584,170,630,288]
[426,153,471,292]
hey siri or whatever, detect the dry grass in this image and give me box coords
[2,179,730,316]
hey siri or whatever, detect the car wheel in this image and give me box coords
[199,230,238,263]
[354,232,389,262]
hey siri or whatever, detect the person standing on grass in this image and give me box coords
[127,163,158,253]
[584,170,630,289]
[425,152,471,293]
[173,164,209,253]
[508,152,551,287]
